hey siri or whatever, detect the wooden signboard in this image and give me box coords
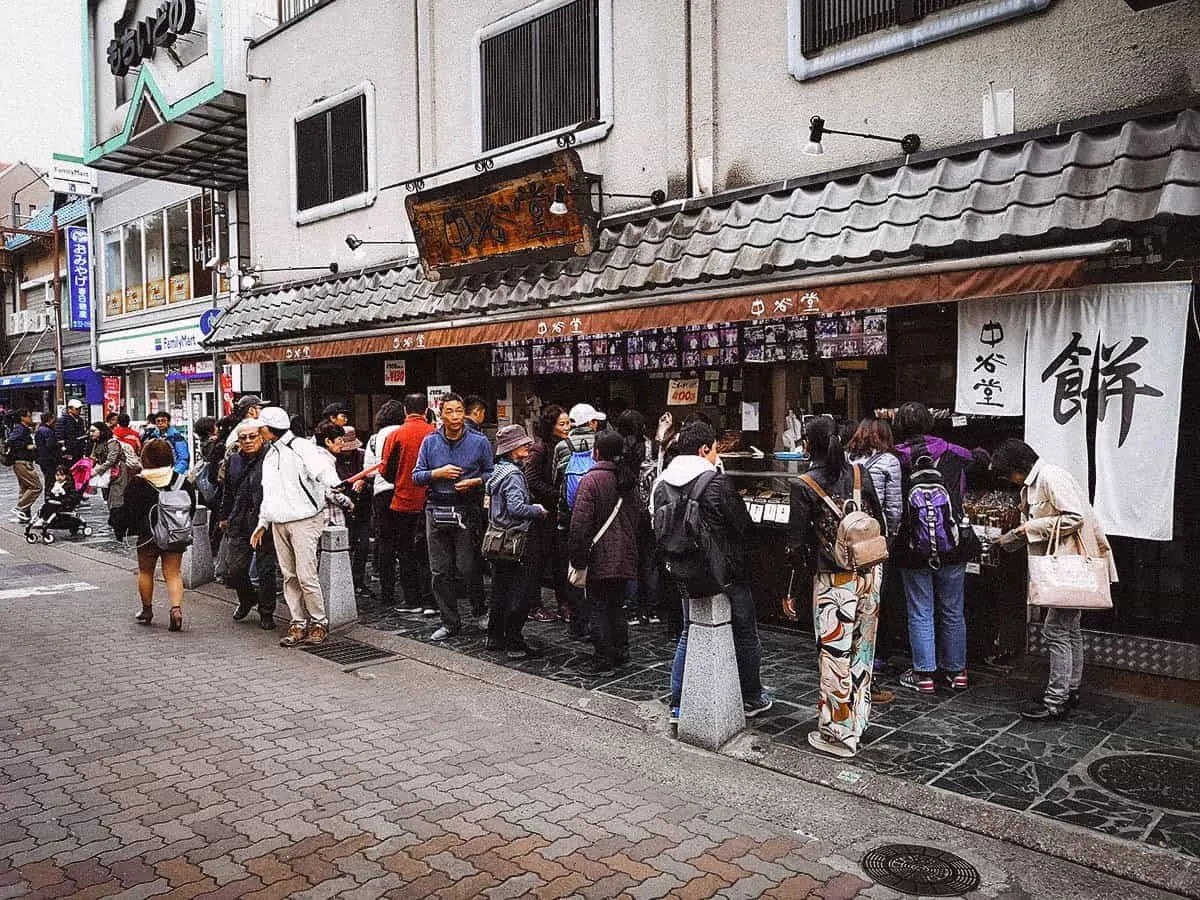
[405,150,597,280]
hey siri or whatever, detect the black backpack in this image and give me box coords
[652,471,721,596]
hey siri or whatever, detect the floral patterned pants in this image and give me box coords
[813,567,881,753]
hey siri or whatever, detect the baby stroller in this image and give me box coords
[26,478,93,545]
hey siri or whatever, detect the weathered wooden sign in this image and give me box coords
[405,150,597,280]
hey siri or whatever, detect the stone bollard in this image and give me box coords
[677,593,746,751]
[181,506,215,589]
[318,525,358,630]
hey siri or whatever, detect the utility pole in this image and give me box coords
[1,218,68,411]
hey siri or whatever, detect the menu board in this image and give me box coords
[682,323,741,368]
[743,318,811,362]
[531,338,575,375]
[815,309,888,359]
[576,333,627,373]
[626,328,682,371]
[491,342,530,378]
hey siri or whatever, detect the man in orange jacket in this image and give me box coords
[379,393,436,610]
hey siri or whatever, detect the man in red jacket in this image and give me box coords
[379,393,436,610]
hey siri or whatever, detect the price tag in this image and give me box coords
[952,415,968,428]
[747,502,764,524]
[774,504,791,524]
[965,562,982,575]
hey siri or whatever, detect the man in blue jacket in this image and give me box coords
[148,410,191,475]
[412,393,493,640]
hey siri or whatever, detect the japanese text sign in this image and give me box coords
[65,226,91,332]
[955,297,1028,416]
[383,359,406,387]
[667,378,700,406]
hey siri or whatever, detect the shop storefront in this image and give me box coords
[0,367,105,417]
[210,107,1200,679]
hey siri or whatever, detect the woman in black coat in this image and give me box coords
[523,405,571,622]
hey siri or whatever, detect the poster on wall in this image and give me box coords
[682,323,740,368]
[626,328,681,371]
[427,385,452,417]
[954,296,1029,416]
[815,309,888,359]
[531,338,575,375]
[1090,284,1190,541]
[576,333,627,373]
[383,359,407,387]
[491,342,531,378]
[102,377,121,414]
[743,318,810,363]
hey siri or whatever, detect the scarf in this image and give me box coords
[142,466,174,488]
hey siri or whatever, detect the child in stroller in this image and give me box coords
[27,466,93,544]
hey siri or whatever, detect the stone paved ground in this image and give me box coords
[0,524,1190,898]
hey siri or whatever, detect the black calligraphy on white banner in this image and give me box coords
[1025,294,1100,496]
[955,297,1029,417]
[1091,284,1190,541]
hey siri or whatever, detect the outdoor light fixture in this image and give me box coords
[549,184,668,216]
[803,115,921,157]
[345,234,418,254]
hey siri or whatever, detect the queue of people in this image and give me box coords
[5,393,1115,751]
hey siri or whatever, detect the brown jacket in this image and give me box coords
[1022,460,1117,583]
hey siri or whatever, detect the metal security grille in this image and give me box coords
[300,639,396,666]
[278,0,324,24]
[799,0,976,56]
[295,94,367,212]
[481,0,600,151]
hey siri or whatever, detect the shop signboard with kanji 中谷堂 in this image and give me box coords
[405,150,598,280]
[955,297,1029,417]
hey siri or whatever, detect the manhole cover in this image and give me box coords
[861,844,981,896]
[1088,753,1200,813]
[300,638,395,666]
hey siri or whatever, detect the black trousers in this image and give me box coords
[372,492,398,602]
[589,578,630,666]
[348,508,371,590]
[38,461,58,498]
[525,516,568,615]
[391,509,430,608]
[489,559,533,649]
[226,529,278,618]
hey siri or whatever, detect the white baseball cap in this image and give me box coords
[66,399,82,409]
[257,406,291,431]
[568,403,607,427]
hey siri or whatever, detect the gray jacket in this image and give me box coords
[486,459,545,532]
[850,451,902,540]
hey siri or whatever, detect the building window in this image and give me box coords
[788,0,1051,81]
[278,0,325,24]
[293,83,376,223]
[101,191,224,318]
[479,0,600,152]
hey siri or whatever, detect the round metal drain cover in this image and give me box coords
[861,844,981,896]
[1088,753,1200,813]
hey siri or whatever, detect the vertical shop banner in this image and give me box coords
[1024,291,1101,493]
[955,297,1028,416]
[65,226,91,331]
[220,370,234,416]
[103,377,122,414]
[1092,283,1191,541]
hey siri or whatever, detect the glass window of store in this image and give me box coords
[147,368,167,418]
[128,369,148,422]
[101,191,224,317]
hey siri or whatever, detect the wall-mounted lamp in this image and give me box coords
[345,234,418,253]
[803,115,921,157]
[548,184,668,216]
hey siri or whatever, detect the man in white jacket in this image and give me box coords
[251,406,340,647]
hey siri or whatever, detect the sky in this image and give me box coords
[0,0,84,169]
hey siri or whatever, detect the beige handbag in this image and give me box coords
[1027,519,1113,610]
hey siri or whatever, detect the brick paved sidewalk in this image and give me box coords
[1,534,1184,899]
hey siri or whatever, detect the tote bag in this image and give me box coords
[1027,519,1113,610]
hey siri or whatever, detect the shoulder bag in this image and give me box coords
[481,470,530,563]
[567,498,623,588]
[1027,518,1113,609]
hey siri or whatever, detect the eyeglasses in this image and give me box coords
[237,434,261,442]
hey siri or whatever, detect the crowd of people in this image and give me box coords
[3,393,1114,755]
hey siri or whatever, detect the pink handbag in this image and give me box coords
[1026,519,1113,610]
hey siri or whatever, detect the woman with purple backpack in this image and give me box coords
[892,402,989,695]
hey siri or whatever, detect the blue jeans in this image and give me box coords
[900,564,967,673]
[669,581,763,706]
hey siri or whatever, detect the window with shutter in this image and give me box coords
[295,94,367,212]
[479,0,601,152]
[800,0,978,56]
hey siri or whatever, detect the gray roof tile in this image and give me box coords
[209,108,1200,347]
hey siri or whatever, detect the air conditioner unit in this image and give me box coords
[7,309,29,335]
[35,310,52,332]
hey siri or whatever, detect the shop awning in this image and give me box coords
[208,106,1200,356]
[0,367,105,403]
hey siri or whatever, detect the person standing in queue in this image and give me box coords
[35,411,62,499]
[380,394,437,612]
[56,399,88,464]
[222,419,278,630]
[460,394,491,620]
[523,405,571,623]
[412,393,493,641]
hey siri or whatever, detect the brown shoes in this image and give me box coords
[280,623,308,647]
[304,624,328,645]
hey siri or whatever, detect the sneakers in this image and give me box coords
[669,706,680,725]
[807,730,855,758]
[304,624,328,645]
[1020,701,1068,721]
[422,607,437,617]
[15,510,31,524]
[280,623,308,647]
[945,670,969,691]
[233,601,255,621]
[900,669,935,694]
[529,607,558,623]
[430,626,454,641]
[506,643,543,661]
[743,693,774,718]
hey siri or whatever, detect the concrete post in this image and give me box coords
[318,525,357,630]
[181,506,214,589]
[677,593,746,751]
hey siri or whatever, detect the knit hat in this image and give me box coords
[341,426,362,451]
[495,424,533,457]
